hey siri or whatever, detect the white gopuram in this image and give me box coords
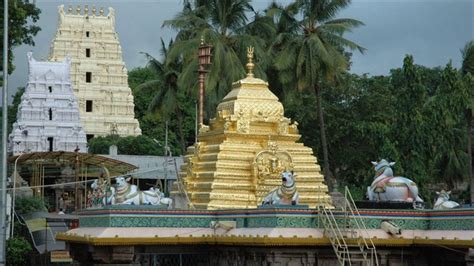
[48,5,141,138]
[9,52,88,155]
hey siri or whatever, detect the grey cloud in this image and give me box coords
[5,0,473,103]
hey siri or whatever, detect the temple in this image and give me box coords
[175,48,332,209]
[9,52,87,155]
[48,5,141,138]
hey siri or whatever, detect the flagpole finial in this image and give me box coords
[246,46,254,77]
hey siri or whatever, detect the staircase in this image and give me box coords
[318,187,378,266]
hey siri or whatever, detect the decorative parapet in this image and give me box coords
[75,205,474,231]
[57,206,474,249]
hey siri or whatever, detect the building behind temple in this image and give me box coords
[9,52,87,155]
[48,5,141,139]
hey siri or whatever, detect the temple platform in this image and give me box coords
[57,205,474,265]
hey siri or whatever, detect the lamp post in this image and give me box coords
[10,153,25,238]
[1,0,9,263]
[198,37,212,127]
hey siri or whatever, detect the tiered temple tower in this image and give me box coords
[48,5,141,138]
[9,52,87,155]
[176,48,332,209]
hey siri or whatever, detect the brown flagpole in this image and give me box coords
[197,37,212,127]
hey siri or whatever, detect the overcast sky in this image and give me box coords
[6,0,474,102]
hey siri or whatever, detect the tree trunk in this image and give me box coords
[314,83,334,191]
[176,107,186,155]
[467,109,473,203]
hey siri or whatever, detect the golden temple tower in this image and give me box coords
[177,47,332,209]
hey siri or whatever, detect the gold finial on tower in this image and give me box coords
[246,46,255,77]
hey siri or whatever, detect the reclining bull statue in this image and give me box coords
[434,190,460,209]
[114,176,173,209]
[367,159,423,208]
[262,171,299,205]
[90,175,173,209]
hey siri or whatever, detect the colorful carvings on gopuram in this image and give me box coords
[48,5,141,137]
[175,48,332,209]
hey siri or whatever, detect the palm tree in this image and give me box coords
[461,40,474,202]
[272,0,365,189]
[163,0,274,119]
[135,39,187,154]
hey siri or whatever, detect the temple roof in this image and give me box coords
[27,52,70,82]
[9,151,137,175]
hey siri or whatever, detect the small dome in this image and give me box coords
[216,75,283,122]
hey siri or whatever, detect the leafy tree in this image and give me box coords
[390,55,430,183]
[163,0,273,119]
[88,135,163,156]
[323,74,398,186]
[272,0,365,189]
[136,39,189,153]
[0,1,41,74]
[128,67,158,119]
[461,40,474,202]
[6,237,32,266]
[14,196,48,214]
[428,63,469,187]
[8,87,25,133]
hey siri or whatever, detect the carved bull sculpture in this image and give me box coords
[114,176,173,209]
[434,190,459,209]
[262,171,299,205]
[367,159,423,208]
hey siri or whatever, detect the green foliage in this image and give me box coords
[461,40,474,75]
[8,87,25,134]
[269,0,365,188]
[129,38,197,154]
[129,67,158,119]
[14,196,47,214]
[163,0,272,118]
[88,135,163,155]
[129,1,472,200]
[6,237,32,266]
[0,1,41,74]
[461,40,474,202]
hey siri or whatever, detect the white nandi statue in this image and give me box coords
[434,190,460,209]
[367,159,423,207]
[142,187,173,208]
[262,171,299,205]
[114,176,173,209]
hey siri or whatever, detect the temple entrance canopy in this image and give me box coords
[9,151,137,211]
[175,48,332,209]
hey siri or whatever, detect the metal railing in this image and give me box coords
[318,205,351,264]
[318,187,379,265]
[342,186,379,266]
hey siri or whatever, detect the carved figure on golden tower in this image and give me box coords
[176,47,332,209]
